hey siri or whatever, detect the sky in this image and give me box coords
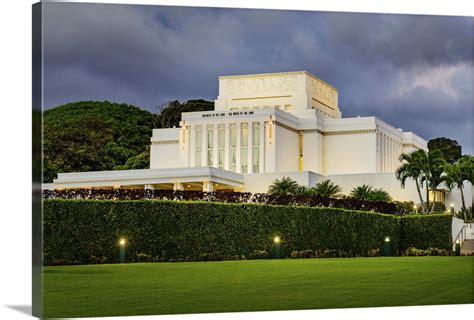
[41,2,473,154]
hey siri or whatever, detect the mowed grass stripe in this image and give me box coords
[43,257,473,318]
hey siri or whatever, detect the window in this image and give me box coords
[218,124,225,169]
[241,123,248,173]
[252,122,260,173]
[229,123,237,172]
[428,190,446,204]
[207,125,214,166]
[195,125,202,167]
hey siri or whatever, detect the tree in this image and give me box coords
[396,150,427,212]
[428,137,462,164]
[349,185,374,200]
[368,188,392,201]
[312,180,342,198]
[156,99,214,128]
[268,177,299,195]
[349,185,392,201]
[43,101,155,182]
[444,155,474,213]
[420,150,446,212]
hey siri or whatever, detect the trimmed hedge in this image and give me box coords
[43,199,401,265]
[399,214,452,251]
[43,188,398,214]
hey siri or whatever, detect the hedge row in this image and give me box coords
[42,199,451,265]
[43,188,398,214]
[399,214,452,251]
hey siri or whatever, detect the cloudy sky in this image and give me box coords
[41,3,473,153]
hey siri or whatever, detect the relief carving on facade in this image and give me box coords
[308,77,337,108]
[226,75,297,95]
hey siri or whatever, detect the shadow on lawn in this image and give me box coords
[6,305,32,316]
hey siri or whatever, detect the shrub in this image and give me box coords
[135,253,153,263]
[89,255,108,264]
[43,188,398,215]
[393,201,416,215]
[43,199,452,265]
[403,246,450,256]
[368,248,381,257]
[290,250,314,259]
[399,214,452,251]
[248,250,270,260]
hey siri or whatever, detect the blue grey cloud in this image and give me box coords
[41,3,474,153]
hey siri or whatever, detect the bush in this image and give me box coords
[290,250,314,259]
[248,250,270,260]
[135,253,153,263]
[399,214,452,251]
[43,199,404,265]
[43,188,398,215]
[403,246,450,256]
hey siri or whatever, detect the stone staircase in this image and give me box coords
[461,239,474,255]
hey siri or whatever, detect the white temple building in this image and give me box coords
[50,71,471,209]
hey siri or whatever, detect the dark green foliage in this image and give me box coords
[33,109,42,182]
[399,214,452,251]
[42,99,215,183]
[428,137,462,164]
[268,177,300,195]
[43,199,403,265]
[312,180,342,198]
[43,188,399,214]
[156,99,214,128]
[349,185,392,201]
[43,101,155,182]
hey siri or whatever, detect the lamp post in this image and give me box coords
[119,238,127,263]
[455,239,461,256]
[383,236,391,256]
[413,204,417,214]
[273,236,281,259]
[450,203,455,215]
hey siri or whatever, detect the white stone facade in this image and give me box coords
[51,71,472,210]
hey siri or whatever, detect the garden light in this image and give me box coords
[383,236,391,256]
[455,239,461,256]
[455,239,460,244]
[118,238,127,263]
[272,236,281,259]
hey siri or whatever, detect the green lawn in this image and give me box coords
[43,257,473,318]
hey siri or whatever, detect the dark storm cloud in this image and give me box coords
[42,3,473,153]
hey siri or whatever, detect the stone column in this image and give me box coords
[248,122,253,174]
[259,120,265,173]
[224,123,230,171]
[190,125,196,167]
[173,183,184,191]
[236,122,242,173]
[203,125,208,167]
[202,181,214,192]
[213,124,219,168]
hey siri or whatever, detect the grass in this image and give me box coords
[43,257,473,318]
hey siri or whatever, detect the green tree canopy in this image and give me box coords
[428,137,462,164]
[43,100,215,183]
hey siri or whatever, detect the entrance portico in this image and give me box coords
[52,167,244,191]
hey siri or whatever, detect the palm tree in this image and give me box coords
[421,150,446,212]
[368,188,392,201]
[444,155,473,213]
[396,150,427,213]
[349,185,373,200]
[268,177,299,195]
[312,180,342,198]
